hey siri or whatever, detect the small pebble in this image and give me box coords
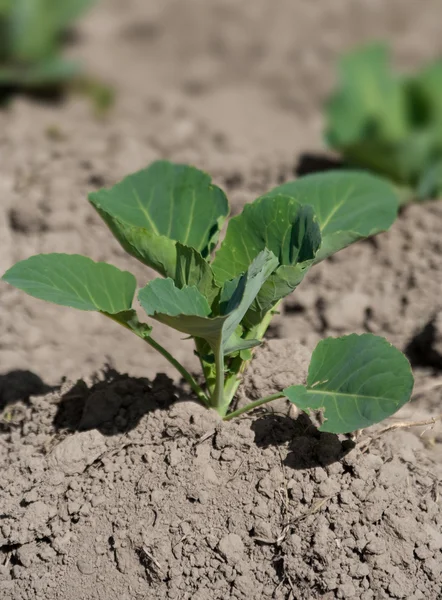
[77,559,95,575]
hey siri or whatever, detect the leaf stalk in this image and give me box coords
[223,392,284,421]
[104,312,210,407]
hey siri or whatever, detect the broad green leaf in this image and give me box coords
[89,161,229,278]
[2,253,136,314]
[326,43,407,147]
[0,1,13,15]
[284,334,413,434]
[212,198,321,325]
[247,204,321,326]
[265,171,399,263]
[139,249,278,352]
[212,196,320,284]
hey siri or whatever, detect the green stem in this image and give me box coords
[223,392,284,421]
[222,302,283,410]
[210,342,228,416]
[145,336,210,406]
[104,312,210,407]
[194,337,215,397]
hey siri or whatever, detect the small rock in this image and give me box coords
[253,519,273,541]
[221,448,236,461]
[91,495,106,508]
[202,464,219,484]
[365,537,386,555]
[378,460,408,487]
[25,501,57,532]
[115,548,132,574]
[167,449,183,467]
[337,581,356,598]
[51,532,73,554]
[68,501,81,515]
[77,559,95,575]
[318,479,341,498]
[47,430,107,475]
[324,292,370,330]
[38,545,56,562]
[198,491,209,505]
[16,544,35,568]
[218,533,244,563]
[415,545,432,560]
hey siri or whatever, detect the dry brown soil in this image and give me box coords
[1,1,442,599]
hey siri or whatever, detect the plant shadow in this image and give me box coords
[404,315,442,371]
[0,369,55,412]
[0,86,66,109]
[295,152,345,177]
[251,411,354,469]
[53,365,185,436]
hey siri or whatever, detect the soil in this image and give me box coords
[1,1,442,599]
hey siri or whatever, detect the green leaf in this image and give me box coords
[2,253,136,314]
[9,0,58,62]
[265,171,399,263]
[106,309,152,339]
[0,0,95,86]
[325,44,442,198]
[174,243,219,305]
[6,0,95,62]
[211,196,321,323]
[326,43,407,147]
[249,204,322,325]
[417,160,442,200]
[89,161,229,278]
[52,0,97,29]
[284,334,413,434]
[139,249,278,352]
[408,59,442,137]
[212,196,320,283]
[140,277,211,319]
[223,330,260,356]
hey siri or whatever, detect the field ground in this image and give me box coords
[1,1,442,598]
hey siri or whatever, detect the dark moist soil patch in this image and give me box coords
[1,341,441,600]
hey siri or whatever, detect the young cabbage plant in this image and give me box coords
[326,43,442,202]
[0,0,96,90]
[2,161,414,434]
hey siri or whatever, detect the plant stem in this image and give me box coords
[144,336,210,406]
[104,312,210,407]
[223,392,284,421]
[209,342,228,416]
[194,337,215,397]
[222,302,282,410]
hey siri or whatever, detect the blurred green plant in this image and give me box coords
[325,43,442,202]
[0,0,96,90]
